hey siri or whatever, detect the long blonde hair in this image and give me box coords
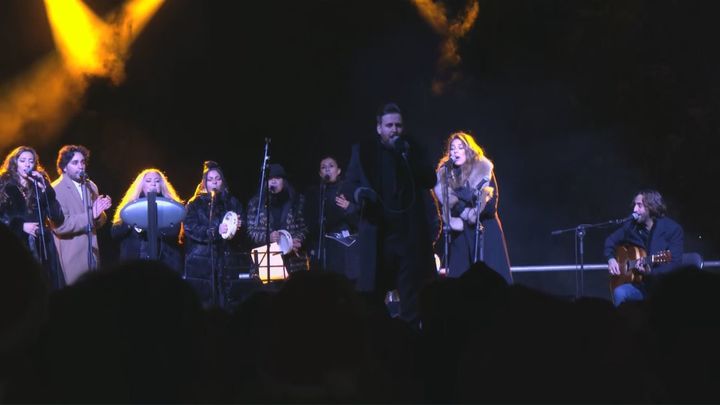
[436,132,486,188]
[112,168,184,224]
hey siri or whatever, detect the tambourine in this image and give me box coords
[277,229,293,254]
[220,211,239,240]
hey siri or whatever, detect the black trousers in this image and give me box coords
[376,233,436,328]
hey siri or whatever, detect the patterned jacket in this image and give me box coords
[246,186,308,273]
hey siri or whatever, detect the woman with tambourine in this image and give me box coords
[182,160,247,309]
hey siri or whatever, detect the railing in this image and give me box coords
[511,260,720,272]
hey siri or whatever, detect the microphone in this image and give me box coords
[394,138,409,159]
[322,174,331,183]
[443,158,455,169]
[477,175,490,188]
[25,168,44,184]
[611,213,640,224]
[78,171,88,182]
[24,167,35,181]
[269,185,277,193]
[24,167,38,181]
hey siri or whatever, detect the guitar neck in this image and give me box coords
[649,253,666,265]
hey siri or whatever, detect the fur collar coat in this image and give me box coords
[433,156,494,231]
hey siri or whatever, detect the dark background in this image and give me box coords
[1,0,718,274]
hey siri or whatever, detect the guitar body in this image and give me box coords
[609,245,647,291]
[609,244,672,291]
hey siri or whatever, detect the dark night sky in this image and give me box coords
[1,0,718,268]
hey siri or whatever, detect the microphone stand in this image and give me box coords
[147,191,159,261]
[209,191,217,307]
[253,138,271,281]
[551,217,626,298]
[441,164,451,276]
[472,201,485,263]
[80,175,96,271]
[472,180,489,264]
[316,179,327,271]
[30,176,48,262]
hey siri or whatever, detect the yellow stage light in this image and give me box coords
[0,0,165,146]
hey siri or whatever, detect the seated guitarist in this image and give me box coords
[604,189,684,306]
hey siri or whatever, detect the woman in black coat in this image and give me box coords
[0,146,65,289]
[303,156,361,283]
[433,132,512,283]
[111,168,184,272]
[182,161,248,309]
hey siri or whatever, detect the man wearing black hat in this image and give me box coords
[246,163,309,274]
[345,102,438,328]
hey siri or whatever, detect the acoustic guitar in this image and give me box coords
[609,244,672,291]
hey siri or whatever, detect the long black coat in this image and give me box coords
[0,179,65,289]
[303,180,362,280]
[440,176,512,283]
[182,191,251,308]
[344,137,438,293]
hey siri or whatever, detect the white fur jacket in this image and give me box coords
[433,156,494,231]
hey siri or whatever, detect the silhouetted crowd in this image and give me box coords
[1,222,718,403]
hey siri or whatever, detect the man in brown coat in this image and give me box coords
[52,145,112,285]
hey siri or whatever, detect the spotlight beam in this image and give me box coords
[0,0,165,146]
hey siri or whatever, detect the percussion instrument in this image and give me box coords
[120,197,185,230]
[251,242,288,283]
[277,229,293,254]
[250,229,294,283]
[220,210,239,240]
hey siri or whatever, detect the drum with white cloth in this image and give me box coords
[250,230,293,283]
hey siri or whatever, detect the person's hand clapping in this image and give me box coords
[93,195,112,219]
